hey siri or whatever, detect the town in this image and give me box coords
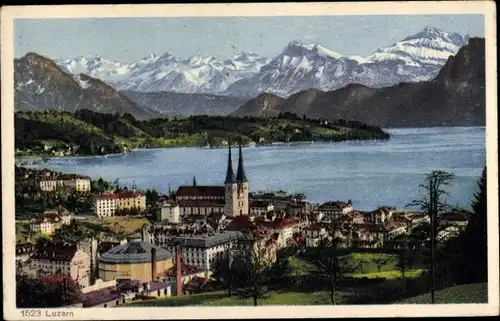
[15,141,481,307]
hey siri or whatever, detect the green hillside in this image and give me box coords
[15,110,390,157]
[396,283,488,304]
[128,290,339,307]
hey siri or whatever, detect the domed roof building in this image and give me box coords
[98,239,173,283]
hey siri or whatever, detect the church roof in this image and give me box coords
[176,186,225,198]
[225,140,236,184]
[236,139,248,183]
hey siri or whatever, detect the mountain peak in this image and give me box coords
[284,41,344,59]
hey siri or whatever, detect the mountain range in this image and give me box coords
[13,27,485,127]
[232,37,485,128]
[54,27,469,97]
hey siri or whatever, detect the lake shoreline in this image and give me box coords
[16,137,392,160]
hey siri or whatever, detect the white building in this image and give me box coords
[93,191,146,218]
[142,227,243,272]
[160,202,181,223]
[303,224,328,247]
[249,200,275,216]
[39,174,91,192]
[316,201,354,220]
[26,243,91,288]
[30,212,72,235]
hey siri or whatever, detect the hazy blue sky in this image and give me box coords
[14,15,484,61]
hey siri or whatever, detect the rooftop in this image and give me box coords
[30,243,78,262]
[318,201,352,210]
[164,231,245,248]
[176,186,225,198]
[166,264,204,277]
[94,191,145,200]
[100,241,173,264]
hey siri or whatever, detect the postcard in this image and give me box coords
[1,2,498,320]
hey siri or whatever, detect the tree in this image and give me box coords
[394,240,415,288]
[304,237,359,305]
[16,275,85,308]
[371,254,392,273]
[211,252,237,297]
[232,240,285,306]
[406,170,455,304]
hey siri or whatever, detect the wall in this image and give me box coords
[98,259,174,283]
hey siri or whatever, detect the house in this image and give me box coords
[440,212,471,229]
[317,201,353,220]
[164,264,207,289]
[249,200,274,216]
[26,242,91,288]
[183,277,218,295]
[303,223,328,247]
[159,201,181,223]
[16,242,36,275]
[369,206,395,224]
[93,191,147,217]
[30,212,72,235]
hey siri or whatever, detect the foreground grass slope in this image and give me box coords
[128,291,339,307]
[396,283,488,304]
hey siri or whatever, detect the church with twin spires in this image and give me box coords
[175,139,249,217]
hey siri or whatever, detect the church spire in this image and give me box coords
[224,137,236,184]
[193,175,197,187]
[236,138,248,183]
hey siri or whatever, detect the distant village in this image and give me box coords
[14,142,472,308]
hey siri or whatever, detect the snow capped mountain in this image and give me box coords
[367,27,469,67]
[224,27,470,97]
[56,51,271,94]
[56,27,469,97]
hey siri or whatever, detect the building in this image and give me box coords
[82,279,171,308]
[26,243,91,288]
[30,212,72,235]
[257,217,305,248]
[369,206,394,224]
[16,242,36,275]
[174,139,249,218]
[316,201,353,220]
[142,225,244,272]
[303,224,329,247]
[39,174,91,192]
[159,201,181,223]
[93,191,147,218]
[165,264,207,286]
[98,240,173,282]
[249,200,274,216]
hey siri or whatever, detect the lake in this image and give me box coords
[20,127,486,211]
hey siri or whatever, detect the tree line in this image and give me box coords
[15,109,390,156]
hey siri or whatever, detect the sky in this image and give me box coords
[14,15,484,62]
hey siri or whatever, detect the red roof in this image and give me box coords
[32,212,62,223]
[40,173,90,181]
[176,186,225,198]
[177,199,225,207]
[166,264,204,277]
[31,243,78,261]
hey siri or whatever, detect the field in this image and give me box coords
[290,252,423,280]
[128,291,341,307]
[101,216,150,235]
[396,283,488,304]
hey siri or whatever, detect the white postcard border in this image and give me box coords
[2,2,498,320]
